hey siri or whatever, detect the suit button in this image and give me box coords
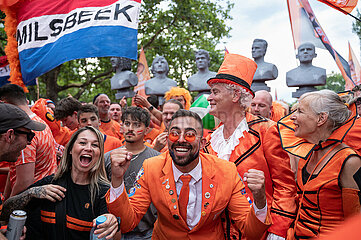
[173,214,180,220]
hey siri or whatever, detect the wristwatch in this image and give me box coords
[148,105,154,111]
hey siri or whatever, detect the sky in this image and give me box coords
[221,0,361,104]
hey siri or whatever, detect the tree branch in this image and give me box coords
[143,16,177,50]
[73,76,109,99]
[58,69,113,92]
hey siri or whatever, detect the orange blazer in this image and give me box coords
[106,152,271,240]
[204,113,297,238]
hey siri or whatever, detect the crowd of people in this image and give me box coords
[0,53,361,240]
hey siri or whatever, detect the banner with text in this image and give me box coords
[135,47,150,97]
[16,0,141,82]
[348,42,361,87]
[317,0,357,14]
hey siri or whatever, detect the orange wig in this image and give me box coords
[164,87,192,110]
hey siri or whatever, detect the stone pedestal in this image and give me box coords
[115,88,136,99]
[251,81,270,92]
[291,86,318,98]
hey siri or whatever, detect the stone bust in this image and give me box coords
[187,49,216,92]
[252,39,278,81]
[286,43,326,87]
[145,56,177,98]
[110,57,138,89]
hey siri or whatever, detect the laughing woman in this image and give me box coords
[278,90,361,239]
[1,126,119,240]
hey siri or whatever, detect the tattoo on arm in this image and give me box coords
[0,186,44,221]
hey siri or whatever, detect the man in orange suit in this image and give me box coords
[204,53,297,239]
[106,109,271,239]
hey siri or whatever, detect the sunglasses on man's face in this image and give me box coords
[168,131,199,143]
[14,129,35,142]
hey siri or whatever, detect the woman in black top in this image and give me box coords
[1,126,119,240]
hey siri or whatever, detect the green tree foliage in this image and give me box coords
[2,1,233,102]
[0,12,6,56]
[352,10,361,52]
[138,0,233,87]
[316,72,345,93]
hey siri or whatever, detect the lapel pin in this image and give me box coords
[169,190,174,195]
[166,184,170,189]
[171,198,176,203]
[162,179,169,185]
[209,184,214,188]
[205,192,211,199]
[173,205,177,210]
[201,211,206,216]
[204,202,209,208]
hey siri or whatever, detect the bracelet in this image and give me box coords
[148,105,154,111]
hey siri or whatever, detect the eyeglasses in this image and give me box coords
[168,131,200,143]
[14,129,35,142]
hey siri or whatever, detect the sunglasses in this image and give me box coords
[14,129,35,142]
[168,131,199,143]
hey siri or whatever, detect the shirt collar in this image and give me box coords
[172,157,202,183]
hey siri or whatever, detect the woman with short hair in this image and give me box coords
[278,90,361,239]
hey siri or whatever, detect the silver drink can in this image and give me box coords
[6,210,27,240]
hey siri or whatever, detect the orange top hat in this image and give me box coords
[207,53,257,96]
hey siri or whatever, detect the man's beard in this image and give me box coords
[169,143,199,167]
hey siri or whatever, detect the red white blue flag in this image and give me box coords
[15,0,141,83]
[0,56,10,86]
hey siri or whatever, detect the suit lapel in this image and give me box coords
[191,154,217,231]
[160,153,188,228]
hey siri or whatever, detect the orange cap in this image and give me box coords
[207,53,257,96]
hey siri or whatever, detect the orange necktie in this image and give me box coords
[178,175,192,222]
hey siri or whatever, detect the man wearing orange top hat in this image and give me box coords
[203,53,297,239]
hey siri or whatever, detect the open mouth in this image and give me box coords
[80,154,92,167]
[173,145,191,156]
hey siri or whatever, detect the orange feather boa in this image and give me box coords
[2,1,28,92]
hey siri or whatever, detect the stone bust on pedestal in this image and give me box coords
[110,57,138,99]
[286,42,326,98]
[187,49,216,97]
[251,39,278,92]
[145,56,177,105]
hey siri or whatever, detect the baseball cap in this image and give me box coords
[0,103,46,133]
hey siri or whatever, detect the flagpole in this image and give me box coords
[347,13,361,23]
[36,78,39,100]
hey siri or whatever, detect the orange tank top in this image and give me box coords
[294,146,357,239]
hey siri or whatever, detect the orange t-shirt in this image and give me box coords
[31,98,75,146]
[144,128,160,144]
[0,161,9,193]
[9,114,58,187]
[104,135,123,153]
[99,119,123,140]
